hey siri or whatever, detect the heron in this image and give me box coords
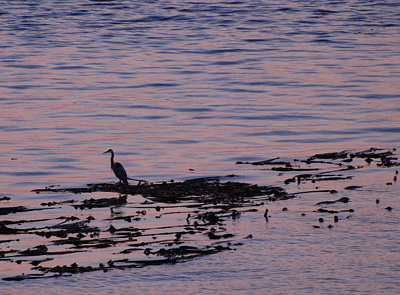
[103,149,128,185]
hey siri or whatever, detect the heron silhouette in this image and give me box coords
[103,149,128,185]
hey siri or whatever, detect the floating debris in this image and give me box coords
[316,197,350,206]
[2,176,293,281]
[344,186,362,190]
[1,148,398,281]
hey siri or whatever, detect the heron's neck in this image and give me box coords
[110,151,115,164]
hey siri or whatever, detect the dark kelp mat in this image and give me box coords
[1,148,398,281]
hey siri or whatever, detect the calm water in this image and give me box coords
[1,0,399,294]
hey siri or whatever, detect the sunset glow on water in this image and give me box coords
[1,1,400,294]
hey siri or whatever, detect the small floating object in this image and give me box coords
[376,199,380,204]
[319,218,324,223]
[384,207,393,211]
[334,216,339,223]
[264,209,269,219]
[316,197,349,206]
[327,224,333,229]
[282,207,288,211]
[344,185,362,190]
[231,210,241,219]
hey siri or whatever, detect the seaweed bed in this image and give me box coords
[1,148,398,281]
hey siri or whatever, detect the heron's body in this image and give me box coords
[103,149,128,184]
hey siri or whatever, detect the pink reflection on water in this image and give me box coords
[1,2,399,292]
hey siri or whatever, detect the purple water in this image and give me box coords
[1,1,399,294]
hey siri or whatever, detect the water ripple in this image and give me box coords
[0,1,399,292]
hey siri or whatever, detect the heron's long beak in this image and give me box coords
[103,151,109,154]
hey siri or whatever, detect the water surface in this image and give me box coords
[1,0,399,294]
